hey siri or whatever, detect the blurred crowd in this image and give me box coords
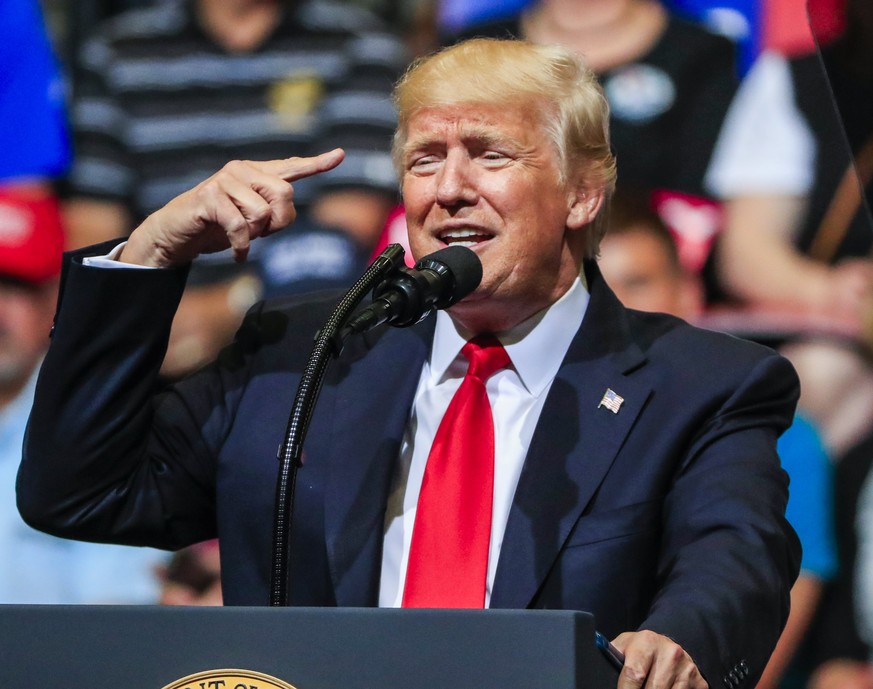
[2,0,873,686]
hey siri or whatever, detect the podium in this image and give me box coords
[0,606,620,689]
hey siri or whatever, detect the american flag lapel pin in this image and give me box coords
[598,388,624,414]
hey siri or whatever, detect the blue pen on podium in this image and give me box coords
[595,631,626,671]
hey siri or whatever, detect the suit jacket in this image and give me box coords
[19,241,801,688]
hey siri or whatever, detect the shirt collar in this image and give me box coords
[429,277,590,396]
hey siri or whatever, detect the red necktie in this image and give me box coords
[402,336,511,608]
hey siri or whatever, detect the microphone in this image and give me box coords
[342,245,482,335]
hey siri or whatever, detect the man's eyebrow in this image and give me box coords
[402,135,442,156]
[462,125,518,150]
[403,127,517,157]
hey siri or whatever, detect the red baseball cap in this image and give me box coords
[0,183,65,284]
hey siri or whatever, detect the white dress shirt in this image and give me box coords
[379,277,589,607]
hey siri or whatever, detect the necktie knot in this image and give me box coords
[462,336,511,382]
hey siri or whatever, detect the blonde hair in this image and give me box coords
[393,38,617,257]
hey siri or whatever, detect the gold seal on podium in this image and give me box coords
[161,668,298,689]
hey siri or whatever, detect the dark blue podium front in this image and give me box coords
[0,606,619,689]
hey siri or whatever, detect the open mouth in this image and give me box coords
[438,228,493,248]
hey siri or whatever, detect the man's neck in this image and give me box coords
[196,0,284,53]
[446,246,589,335]
[447,271,587,337]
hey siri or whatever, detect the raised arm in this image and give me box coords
[17,152,344,550]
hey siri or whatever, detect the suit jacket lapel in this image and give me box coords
[323,319,434,606]
[491,262,652,609]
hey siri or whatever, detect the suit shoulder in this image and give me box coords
[623,311,799,436]
[629,309,793,375]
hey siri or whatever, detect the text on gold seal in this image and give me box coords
[161,668,298,689]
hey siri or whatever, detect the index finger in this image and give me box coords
[254,148,346,182]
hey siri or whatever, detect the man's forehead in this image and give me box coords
[404,103,539,147]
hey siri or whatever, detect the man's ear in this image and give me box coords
[567,184,605,230]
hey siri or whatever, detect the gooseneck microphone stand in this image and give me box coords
[269,244,406,607]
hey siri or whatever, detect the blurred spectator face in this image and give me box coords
[598,223,703,320]
[0,184,63,402]
[160,267,260,381]
[0,280,55,395]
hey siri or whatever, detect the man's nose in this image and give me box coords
[435,153,477,207]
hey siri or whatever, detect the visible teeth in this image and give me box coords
[451,240,477,247]
[442,228,482,239]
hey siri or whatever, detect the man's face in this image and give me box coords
[0,281,55,398]
[401,102,599,332]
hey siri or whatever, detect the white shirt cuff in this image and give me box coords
[82,241,159,269]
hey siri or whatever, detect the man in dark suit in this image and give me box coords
[19,38,800,689]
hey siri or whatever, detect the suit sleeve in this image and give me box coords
[641,350,802,688]
[17,242,246,549]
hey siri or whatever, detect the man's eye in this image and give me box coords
[410,156,440,171]
[481,151,509,164]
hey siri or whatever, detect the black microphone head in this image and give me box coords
[365,245,483,330]
[414,245,483,308]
